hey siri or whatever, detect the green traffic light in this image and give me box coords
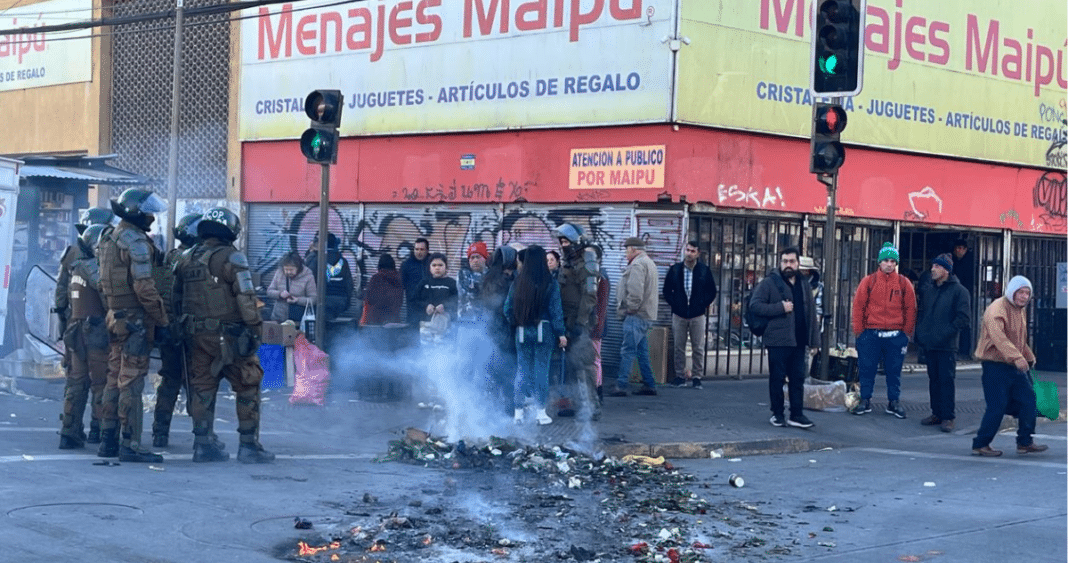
[820,54,839,75]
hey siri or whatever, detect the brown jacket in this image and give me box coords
[616,250,659,321]
[974,296,1035,366]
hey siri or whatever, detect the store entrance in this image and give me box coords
[899,227,1004,359]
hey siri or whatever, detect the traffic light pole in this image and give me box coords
[817,94,844,382]
[315,163,329,348]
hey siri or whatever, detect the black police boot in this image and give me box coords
[97,429,119,458]
[193,441,230,463]
[238,442,276,464]
[86,421,101,444]
[211,433,227,451]
[118,445,164,463]
[152,434,169,448]
[59,433,85,450]
[596,385,604,405]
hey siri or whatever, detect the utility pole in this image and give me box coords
[164,0,184,250]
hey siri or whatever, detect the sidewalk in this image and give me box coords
[6,367,1066,460]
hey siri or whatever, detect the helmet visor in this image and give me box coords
[139,192,168,215]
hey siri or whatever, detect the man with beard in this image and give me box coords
[748,247,819,428]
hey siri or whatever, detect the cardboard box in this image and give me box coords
[261,321,298,347]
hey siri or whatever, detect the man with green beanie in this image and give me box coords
[849,242,917,418]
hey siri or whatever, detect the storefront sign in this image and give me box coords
[239,0,674,140]
[0,0,92,92]
[569,145,665,190]
[674,0,1067,169]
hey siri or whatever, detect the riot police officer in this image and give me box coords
[57,224,111,449]
[553,223,602,421]
[173,207,274,463]
[151,212,201,448]
[97,188,170,463]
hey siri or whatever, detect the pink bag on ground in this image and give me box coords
[289,333,330,406]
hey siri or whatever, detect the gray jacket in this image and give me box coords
[749,270,818,347]
[617,250,659,321]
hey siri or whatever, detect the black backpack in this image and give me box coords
[746,275,791,337]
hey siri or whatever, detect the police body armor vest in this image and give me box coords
[180,243,242,324]
[69,258,106,320]
[99,223,152,310]
[153,246,184,318]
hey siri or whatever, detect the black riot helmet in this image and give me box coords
[174,213,202,247]
[196,207,241,242]
[78,224,108,256]
[75,207,115,235]
[552,223,584,245]
[110,188,167,232]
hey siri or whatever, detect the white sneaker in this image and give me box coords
[514,409,524,423]
[535,409,552,425]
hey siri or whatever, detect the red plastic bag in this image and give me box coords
[289,333,330,406]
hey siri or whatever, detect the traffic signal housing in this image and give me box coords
[810,0,866,97]
[810,102,847,174]
[300,90,344,164]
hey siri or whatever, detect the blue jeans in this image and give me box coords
[972,361,1037,449]
[513,327,555,409]
[924,349,957,420]
[615,316,656,390]
[768,346,807,418]
[856,329,908,402]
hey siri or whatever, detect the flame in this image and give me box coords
[296,541,341,556]
[422,535,433,546]
[369,540,387,552]
[330,555,339,562]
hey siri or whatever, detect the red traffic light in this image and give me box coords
[304,90,343,127]
[815,104,848,135]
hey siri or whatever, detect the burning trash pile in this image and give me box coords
[282,429,803,562]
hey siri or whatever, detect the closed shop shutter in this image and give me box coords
[636,209,687,379]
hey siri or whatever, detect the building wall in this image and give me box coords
[0,0,103,156]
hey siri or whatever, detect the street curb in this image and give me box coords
[602,437,833,460]
[9,377,65,401]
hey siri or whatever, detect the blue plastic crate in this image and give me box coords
[259,344,286,389]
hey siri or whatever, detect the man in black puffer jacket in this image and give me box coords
[914,253,970,433]
[663,241,717,388]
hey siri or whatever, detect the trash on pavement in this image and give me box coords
[293,517,313,529]
[729,474,745,488]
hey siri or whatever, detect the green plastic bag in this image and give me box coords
[1031,370,1060,421]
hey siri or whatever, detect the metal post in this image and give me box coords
[315,164,329,348]
[819,172,838,382]
[164,0,184,251]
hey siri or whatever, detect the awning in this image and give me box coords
[14,154,152,185]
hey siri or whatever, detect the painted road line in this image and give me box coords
[857,447,1066,469]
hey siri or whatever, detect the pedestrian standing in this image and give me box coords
[849,242,917,418]
[504,245,566,425]
[305,233,354,321]
[914,253,971,432]
[589,245,610,404]
[401,238,430,329]
[416,253,458,324]
[546,250,561,279]
[970,276,1047,457]
[610,237,659,397]
[663,241,717,389]
[749,247,818,428]
[173,208,274,463]
[952,239,975,359]
[458,241,489,319]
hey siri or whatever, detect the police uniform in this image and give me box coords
[57,244,109,448]
[174,235,273,463]
[151,243,189,446]
[98,220,169,459]
[557,240,601,420]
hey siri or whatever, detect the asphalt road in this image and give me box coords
[1,388,1064,563]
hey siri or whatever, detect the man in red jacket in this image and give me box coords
[850,242,917,418]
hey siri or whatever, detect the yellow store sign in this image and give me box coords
[675,0,1067,169]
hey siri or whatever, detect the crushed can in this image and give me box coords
[728,473,745,488]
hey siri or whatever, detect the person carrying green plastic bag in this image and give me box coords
[970,275,1049,457]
